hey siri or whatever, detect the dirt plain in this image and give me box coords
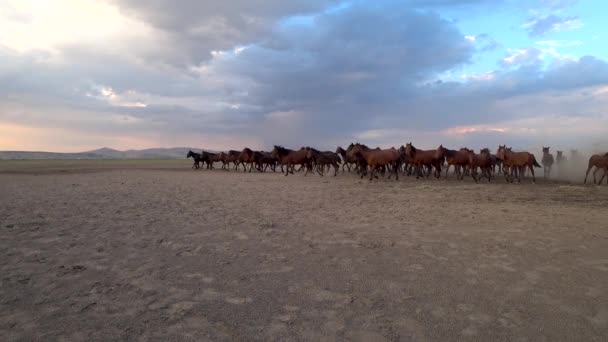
[1,159,608,341]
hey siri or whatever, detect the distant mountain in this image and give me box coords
[0,147,217,160]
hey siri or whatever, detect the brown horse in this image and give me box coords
[442,147,470,179]
[496,145,541,183]
[468,148,493,182]
[584,153,608,184]
[238,148,259,172]
[219,151,238,170]
[541,146,554,179]
[350,143,400,181]
[271,145,311,176]
[404,143,445,179]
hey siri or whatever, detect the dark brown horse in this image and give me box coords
[186,150,202,169]
[541,146,554,179]
[238,148,259,172]
[496,145,541,183]
[468,148,493,182]
[271,145,312,176]
[350,143,400,181]
[255,151,278,172]
[306,147,340,176]
[336,146,358,172]
[584,153,608,184]
[404,143,445,179]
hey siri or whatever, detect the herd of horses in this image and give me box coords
[186,144,608,184]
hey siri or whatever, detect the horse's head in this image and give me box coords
[497,145,507,159]
[271,145,285,158]
[404,142,415,156]
[556,150,563,157]
[186,150,193,158]
[305,147,316,160]
[542,146,550,153]
[350,144,365,156]
[336,146,343,154]
[480,148,490,154]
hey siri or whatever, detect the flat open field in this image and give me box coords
[1,160,608,341]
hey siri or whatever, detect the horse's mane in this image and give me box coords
[307,147,321,153]
[480,148,490,154]
[273,145,292,155]
[444,148,457,157]
[407,144,417,153]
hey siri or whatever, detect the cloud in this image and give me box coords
[524,14,582,36]
[1,0,607,153]
[500,48,543,67]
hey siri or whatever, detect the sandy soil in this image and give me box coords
[1,160,608,341]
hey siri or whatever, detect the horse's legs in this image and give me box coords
[529,164,536,183]
[598,168,608,184]
[369,165,377,181]
[593,167,601,184]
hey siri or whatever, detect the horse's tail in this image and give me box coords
[532,156,541,168]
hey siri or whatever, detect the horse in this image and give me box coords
[186,150,202,169]
[255,151,278,172]
[199,151,215,169]
[336,146,358,173]
[306,147,340,176]
[496,145,541,183]
[271,145,312,176]
[404,143,445,179]
[205,152,221,170]
[442,147,470,179]
[350,143,400,181]
[468,148,493,183]
[584,153,608,184]
[541,146,554,179]
[238,148,260,172]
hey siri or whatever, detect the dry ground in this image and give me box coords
[1,160,608,341]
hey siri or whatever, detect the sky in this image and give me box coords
[1,0,607,152]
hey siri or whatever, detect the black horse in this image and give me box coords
[186,150,202,169]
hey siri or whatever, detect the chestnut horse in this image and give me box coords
[404,143,445,179]
[468,148,493,182]
[496,145,541,183]
[219,151,240,170]
[541,146,554,179]
[442,147,470,179]
[584,153,608,184]
[271,145,312,176]
[350,143,400,181]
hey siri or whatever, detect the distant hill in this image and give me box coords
[0,147,218,160]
